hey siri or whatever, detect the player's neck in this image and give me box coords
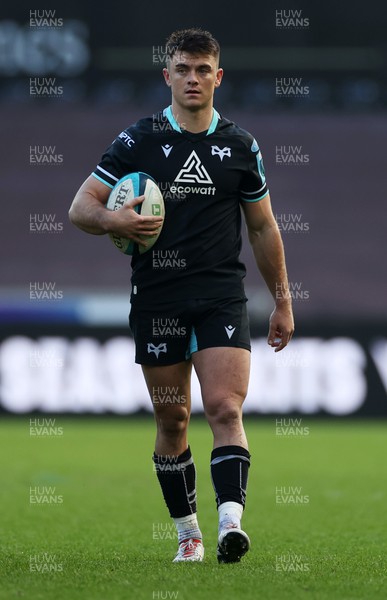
[171,102,214,134]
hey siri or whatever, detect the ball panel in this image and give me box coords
[105,172,164,256]
[106,175,138,255]
[138,178,165,255]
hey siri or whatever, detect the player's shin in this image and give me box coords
[211,445,251,562]
[210,445,251,531]
[153,446,202,543]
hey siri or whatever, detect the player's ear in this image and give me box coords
[163,68,171,86]
[214,68,223,88]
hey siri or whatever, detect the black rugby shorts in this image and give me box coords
[129,297,251,366]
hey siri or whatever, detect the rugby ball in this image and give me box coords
[106,172,164,255]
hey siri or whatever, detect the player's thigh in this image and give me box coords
[192,346,250,416]
[142,360,192,420]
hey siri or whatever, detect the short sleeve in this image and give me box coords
[92,128,138,189]
[239,137,269,202]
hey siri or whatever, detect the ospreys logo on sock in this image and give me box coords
[147,343,167,358]
[172,151,216,196]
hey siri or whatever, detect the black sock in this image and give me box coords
[210,445,251,508]
[153,446,197,518]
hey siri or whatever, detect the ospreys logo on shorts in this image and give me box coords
[147,342,167,358]
[171,151,216,196]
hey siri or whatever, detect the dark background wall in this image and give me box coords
[0,1,386,413]
[1,0,386,320]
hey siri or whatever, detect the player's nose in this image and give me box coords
[187,70,199,84]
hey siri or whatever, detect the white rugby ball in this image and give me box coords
[106,172,165,255]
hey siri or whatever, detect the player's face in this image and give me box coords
[163,52,223,111]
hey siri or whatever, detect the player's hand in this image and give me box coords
[106,195,164,247]
[267,303,294,352]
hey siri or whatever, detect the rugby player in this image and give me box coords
[69,28,294,563]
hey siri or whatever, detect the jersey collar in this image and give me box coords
[163,105,220,136]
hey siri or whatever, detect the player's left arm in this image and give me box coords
[241,193,294,352]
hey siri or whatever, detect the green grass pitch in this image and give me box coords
[0,417,386,600]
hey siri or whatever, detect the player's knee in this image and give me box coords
[205,397,243,427]
[155,406,189,435]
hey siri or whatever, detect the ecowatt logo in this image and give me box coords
[171,151,216,196]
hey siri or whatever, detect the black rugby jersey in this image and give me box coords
[92,106,269,303]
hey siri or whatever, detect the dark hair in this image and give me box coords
[165,28,220,61]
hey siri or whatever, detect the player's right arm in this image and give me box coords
[69,175,163,245]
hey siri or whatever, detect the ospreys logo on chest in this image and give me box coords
[171,151,216,196]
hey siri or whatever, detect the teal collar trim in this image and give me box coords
[163,106,220,135]
[206,108,220,135]
[163,105,182,132]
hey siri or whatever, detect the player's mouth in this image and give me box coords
[185,89,201,95]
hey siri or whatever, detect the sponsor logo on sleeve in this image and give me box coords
[118,131,135,147]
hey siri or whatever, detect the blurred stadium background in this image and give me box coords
[1,0,386,417]
[1,3,387,599]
